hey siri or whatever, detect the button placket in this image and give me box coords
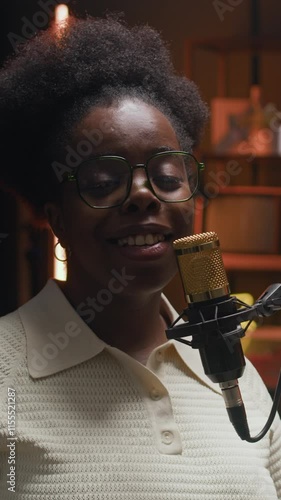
[150,387,162,401]
[155,350,164,362]
[114,345,182,454]
[161,430,174,445]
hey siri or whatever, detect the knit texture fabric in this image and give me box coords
[0,307,281,499]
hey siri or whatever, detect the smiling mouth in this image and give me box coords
[109,233,172,247]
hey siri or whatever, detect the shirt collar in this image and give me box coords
[19,278,220,393]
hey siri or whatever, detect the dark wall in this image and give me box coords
[0,1,245,67]
[1,1,281,101]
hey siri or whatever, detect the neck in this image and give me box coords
[57,276,170,360]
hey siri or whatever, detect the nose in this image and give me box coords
[120,165,161,214]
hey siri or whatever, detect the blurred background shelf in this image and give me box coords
[222,253,281,271]
[183,4,281,394]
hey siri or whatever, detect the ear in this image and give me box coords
[44,202,67,248]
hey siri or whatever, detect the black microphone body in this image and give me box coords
[187,295,245,383]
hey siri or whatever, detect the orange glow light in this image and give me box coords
[54,237,67,281]
[55,4,69,25]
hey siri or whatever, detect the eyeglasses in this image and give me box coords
[64,151,205,209]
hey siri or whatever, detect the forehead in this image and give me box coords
[73,98,180,155]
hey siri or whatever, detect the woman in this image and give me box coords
[0,15,280,499]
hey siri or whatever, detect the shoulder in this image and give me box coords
[242,358,275,410]
[241,357,281,439]
[0,310,26,388]
[0,309,26,345]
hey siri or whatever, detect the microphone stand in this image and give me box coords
[166,284,281,442]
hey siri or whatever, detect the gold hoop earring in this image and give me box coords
[54,241,68,262]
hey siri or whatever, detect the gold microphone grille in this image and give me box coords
[173,232,230,302]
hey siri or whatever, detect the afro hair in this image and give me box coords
[0,14,208,224]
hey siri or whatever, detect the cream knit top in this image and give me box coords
[0,279,280,499]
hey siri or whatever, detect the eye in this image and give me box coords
[148,155,186,192]
[152,175,184,192]
[81,177,122,197]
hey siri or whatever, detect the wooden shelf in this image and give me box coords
[246,326,281,341]
[222,253,281,271]
[244,327,281,389]
[217,185,281,196]
[185,36,281,53]
[202,153,281,161]
[186,34,281,392]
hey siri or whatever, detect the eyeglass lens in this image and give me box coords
[77,153,198,208]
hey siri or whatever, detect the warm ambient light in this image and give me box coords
[55,4,69,25]
[53,6,69,278]
[54,237,67,281]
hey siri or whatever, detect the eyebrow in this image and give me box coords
[149,146,177,155]
[92,146,178,157]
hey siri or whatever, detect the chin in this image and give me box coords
[124,264,177,295]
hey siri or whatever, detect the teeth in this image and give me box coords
[117,233,166,247]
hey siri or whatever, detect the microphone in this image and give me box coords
[166,231,281,441]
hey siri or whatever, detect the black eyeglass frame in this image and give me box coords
[64,150,205,209]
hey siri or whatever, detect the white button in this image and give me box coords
[150,388,162,401]
[161,431,174,445]
[155,350,163,362]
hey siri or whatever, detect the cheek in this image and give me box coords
[61,194,107,246]
[173,200,194,238]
